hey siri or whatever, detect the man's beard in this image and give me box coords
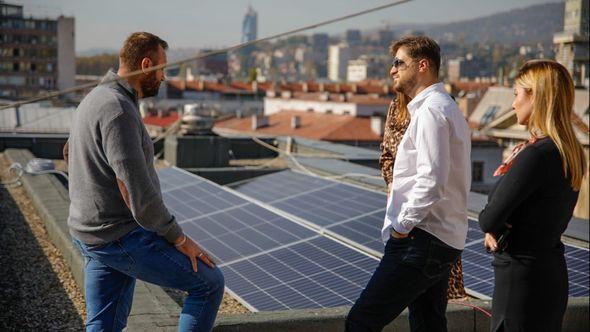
[393,76,417,96]
[140,71,161,98]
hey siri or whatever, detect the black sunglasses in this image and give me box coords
[391,58,411,69]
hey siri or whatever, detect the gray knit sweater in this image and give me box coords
[67,71,182,245]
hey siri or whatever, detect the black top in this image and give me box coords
[478,138,579,254]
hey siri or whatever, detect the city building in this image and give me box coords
[445,81,494,119]
[196,49,228,77]
[377,28,394,48]
[447,54,492,82]
[0,1,75,99]
[311,33,329,78]
[165,79,265,116]
[241,5,258,43]
[328,44,351,81]
[263,91,390,117]
[214,110,384,148]
[345,29,362,46]
[347,56,383,82]
[553,0,589,87]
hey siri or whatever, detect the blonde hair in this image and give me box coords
[515,59,587,190]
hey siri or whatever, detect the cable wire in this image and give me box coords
[1,160,69,187]
[0,0,413,111]
[250,136,384,182]
[448,300,492,318]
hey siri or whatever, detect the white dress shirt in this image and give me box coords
[382,82,471,249]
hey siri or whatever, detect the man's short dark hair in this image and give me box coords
[390,36,441,75]
[120,32,168,70]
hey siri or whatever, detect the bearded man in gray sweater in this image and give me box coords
[66,32,224,332]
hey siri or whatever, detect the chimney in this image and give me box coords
[252,115,269,130]
[302,82,308,92]
[14,106,21,128]
[371,116,384,136]
[251,81,258,92]
[236,109,243,119]
[319,92,329,101]
[186,67,194,81]
[291,115,301,129]
[266,90,276,98]
[139,101,148,118]
[281,90,292,99]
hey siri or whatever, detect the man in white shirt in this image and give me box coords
[346,36,471,332]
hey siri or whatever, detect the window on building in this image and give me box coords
[7,76,25,85]
[472,161,484,183]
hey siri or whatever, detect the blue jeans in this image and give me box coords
[346,228,462,332]
[72,226,224,332]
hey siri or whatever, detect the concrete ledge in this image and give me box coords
[213,302,488,332]
[5,148,589,332]
[214,297,589,332]
[4,149,181,331]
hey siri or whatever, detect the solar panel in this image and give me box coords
[221,236,378,311]
[233,170,387,254]
[460,220,590,299]
[233,170,590,299]
[157,167,380,311]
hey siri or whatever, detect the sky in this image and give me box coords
[12,0,561,53]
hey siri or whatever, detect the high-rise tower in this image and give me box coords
[242,6,258,43]
[553,0,589,87]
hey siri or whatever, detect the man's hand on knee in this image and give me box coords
[174,234,215,272]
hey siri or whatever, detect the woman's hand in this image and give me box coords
[484,233,498,252]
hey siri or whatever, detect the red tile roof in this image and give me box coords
[143,111,180,128]
[449,81,495,93]
[167,79,395,98]
[214,110,382,142]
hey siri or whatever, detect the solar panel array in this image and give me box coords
[157,167,589,311]
[157,167,379,311]
[460,225,590,298]
[233,170,387,254]
[233,169,590,300]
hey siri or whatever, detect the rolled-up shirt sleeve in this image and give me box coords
[392,106,450,234]
[103,108,182,242]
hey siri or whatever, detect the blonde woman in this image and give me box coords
[478,60,586,332]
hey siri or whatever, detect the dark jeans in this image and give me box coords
[72,226,225,332]
[346,228,462,332]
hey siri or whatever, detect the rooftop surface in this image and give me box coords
[214,110,382,142]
